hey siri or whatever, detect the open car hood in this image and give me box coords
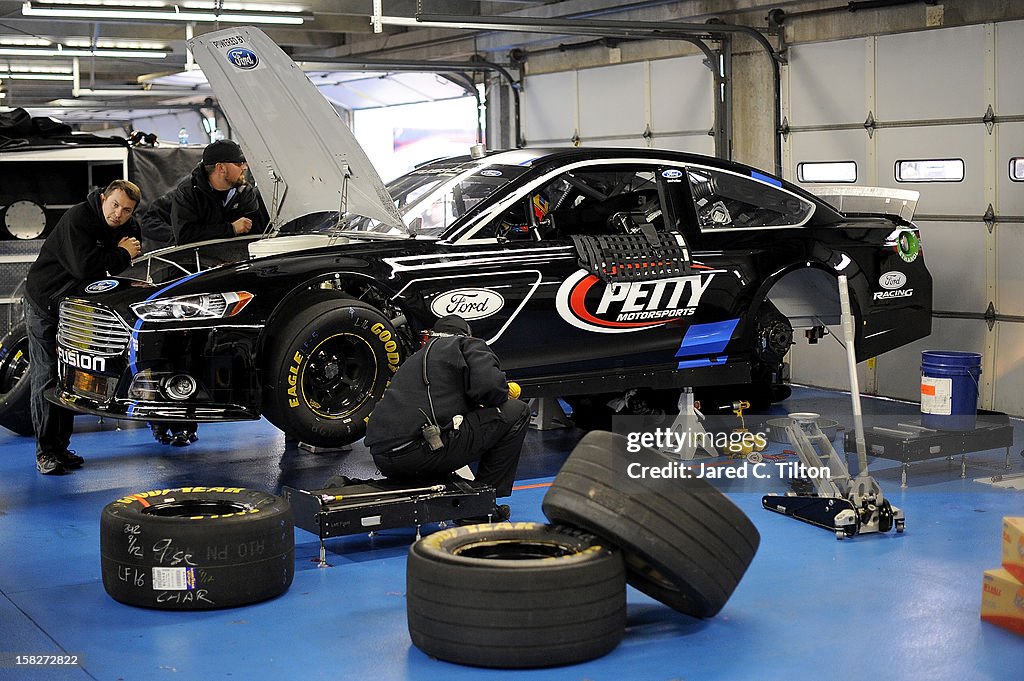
[187,27,404,233]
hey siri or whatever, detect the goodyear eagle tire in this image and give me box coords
[262,295,402,447]
[407,522,626,668]
[0,321,33,436]
[100,487,294,610]
[542,430,760,618]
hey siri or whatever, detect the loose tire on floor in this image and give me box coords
[542,430,760,618]
[262,294,403,447]
[100,487,294,610]
[407,522,626,668]
[0,321,32,436]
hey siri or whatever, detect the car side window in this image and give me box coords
[520,167,665,241]
[687,166,814,229]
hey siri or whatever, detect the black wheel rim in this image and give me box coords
[455,539,578,560]
[301,333,377,418]
[0,336,29,394]
[142,500,253,517]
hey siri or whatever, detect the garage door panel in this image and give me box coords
[790,129,867,185]
[876,24,986,121]
[788,39,868,127]
[996,121,1024,216]
[579,62,646,139]
[523,71,576,143]
[580,136,646,149]
[652,134,715,155]
[916,220,988,313]
[874,318,988,402]
[874,126,986,215]
[650,56,713,132]
[993,320,1024,415]
[995,223,1024,316]
[996,20,1024,115]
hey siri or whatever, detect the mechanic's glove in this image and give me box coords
[507,381,522,400]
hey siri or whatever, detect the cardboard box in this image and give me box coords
[981,568,1024,636]
[1002,517,1024,582]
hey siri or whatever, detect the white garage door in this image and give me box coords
[783,21,1024,415]
[522,55,714,154]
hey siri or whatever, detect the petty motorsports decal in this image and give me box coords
[556,270,716,333]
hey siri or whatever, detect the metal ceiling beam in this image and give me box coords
[388,12,782,173]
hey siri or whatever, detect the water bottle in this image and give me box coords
[178,128,189,145]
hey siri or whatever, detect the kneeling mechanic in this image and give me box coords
[364,314,529,522]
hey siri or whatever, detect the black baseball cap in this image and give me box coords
[432,315,472,336]
[202,139,246,165]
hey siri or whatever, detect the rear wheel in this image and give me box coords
[262,294,403,446]
[0,321,33,436]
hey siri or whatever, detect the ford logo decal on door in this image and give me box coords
[430,289,505,320]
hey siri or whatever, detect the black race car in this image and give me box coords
[49,28,932,446]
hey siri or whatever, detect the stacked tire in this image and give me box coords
[100,487,294,610]
[405,430,761,668]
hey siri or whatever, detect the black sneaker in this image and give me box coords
[454,504,511,526]
[54,450,84,469]
[170,429,198,447]
[36,453,63,475]
[151,424,173,445]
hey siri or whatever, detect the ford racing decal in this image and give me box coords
[556,270,716,333]
[227,47,259,70]
[661,169,684,180]
[85,279,119,293]
[874,270,912,300]
[430,288,505,320]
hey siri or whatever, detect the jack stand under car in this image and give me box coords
[761,275,904,540]
[283,476,497,566]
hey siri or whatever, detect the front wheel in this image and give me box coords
[262,296,403,447]
[0,321,33,436]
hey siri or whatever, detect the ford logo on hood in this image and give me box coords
[85,279,119,294]
[879,271,907,290]
[227,48,259,70]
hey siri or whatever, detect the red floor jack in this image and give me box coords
[761,275,905,539]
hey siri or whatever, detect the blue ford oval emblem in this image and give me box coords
[661,169,684,179]
[85,279,119,294]
[227,48,259,70]
[479,169,502,177]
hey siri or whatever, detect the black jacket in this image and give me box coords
[139,190,174,251]
[26,189,139,319]
[170,164,260,245]
[364,334,508,453]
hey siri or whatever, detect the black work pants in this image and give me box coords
[372,399,530,497]
[25,304,75,458]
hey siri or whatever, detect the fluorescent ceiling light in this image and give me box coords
[0,36,52,46]
[0,46,166,58]
[66,38,167,50]
[22,1,309,24]
[0,64,73,74]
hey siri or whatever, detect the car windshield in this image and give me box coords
[274,159,529,238]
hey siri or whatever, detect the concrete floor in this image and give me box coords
[0,387,1022,681]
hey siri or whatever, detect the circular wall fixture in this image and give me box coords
[2,200,47,239]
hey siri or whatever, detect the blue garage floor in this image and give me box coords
[0,387,1022,681]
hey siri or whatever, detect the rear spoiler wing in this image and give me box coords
[807,186,919,222]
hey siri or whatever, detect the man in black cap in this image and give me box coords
[170,138,260,245]
[145,139,260,446]
[364,314,530,523]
